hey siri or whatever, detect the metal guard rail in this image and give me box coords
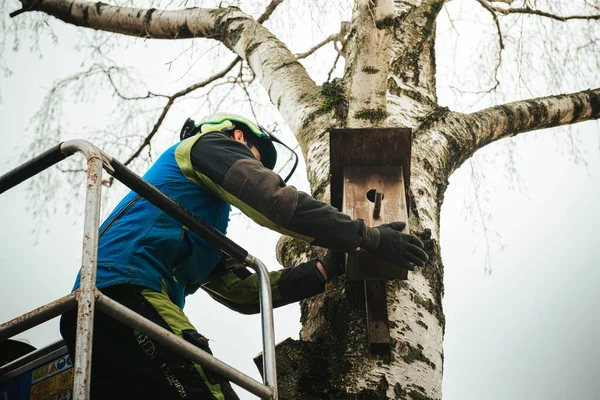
[0,140,277,399]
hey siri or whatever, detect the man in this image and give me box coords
[60,113,429,399]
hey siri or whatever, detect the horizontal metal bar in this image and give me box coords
[0,142,70,194]
[0,340,69,382]
[95,292,274,399]
[103,153,249,263]
[0,293,77,341]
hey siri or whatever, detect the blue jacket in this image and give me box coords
[74,139,230,309]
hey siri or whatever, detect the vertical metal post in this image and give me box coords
[245,256,278,399]
[64,143,104,400]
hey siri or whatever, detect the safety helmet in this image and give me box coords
[180,113,298,183]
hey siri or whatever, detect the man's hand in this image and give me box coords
[360,221,429,269]
[316,250,346,280]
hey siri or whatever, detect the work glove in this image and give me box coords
[360,221,429,269]
[317,250,346,280]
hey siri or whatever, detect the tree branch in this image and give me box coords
[467,88,600,144]
[475,0,504,92]
[295,22,349,60]
[257,0,283,24]
[121,57,240,168]
[413,88,600,203]
[105,66,168,100]
[438,88,600,175]
[295,34,338,60]
[488,3,600,21]
[476,0,504,50]
[22,0,319,181]
[11,0,240,39]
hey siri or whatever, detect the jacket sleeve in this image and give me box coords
[201,254,326,315]
[190,132,365,251]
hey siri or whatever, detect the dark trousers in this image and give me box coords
[60,285,239,400]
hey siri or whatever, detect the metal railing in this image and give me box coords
[0,140,278,399]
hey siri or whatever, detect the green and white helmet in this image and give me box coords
[180,113,298,183]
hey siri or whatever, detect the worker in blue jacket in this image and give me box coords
[60,113,429,400]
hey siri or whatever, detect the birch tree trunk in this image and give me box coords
[276,2,446,398]
[9,0,600,398]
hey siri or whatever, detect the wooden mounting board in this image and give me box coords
[329,127,413,352]
[365,280,390,352]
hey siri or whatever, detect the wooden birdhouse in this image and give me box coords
[330,127,412,352]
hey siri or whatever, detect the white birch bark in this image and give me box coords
[345,0,394,128]
[386,0,441,129]
[421,89,600,181]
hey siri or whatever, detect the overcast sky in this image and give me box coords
[1,2,599,399]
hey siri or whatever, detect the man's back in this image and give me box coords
[74,140,231,308]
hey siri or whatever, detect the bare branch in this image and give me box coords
[583,0,600,12]
[105,66,168,100]
[256,0,283,24]
[467,88,600,143]
[438,88,600,175]
[489,4,600,21]
[465,158,505,275]
[327,52,341,82]
[9,8,27,18]
[238,62,259,122]
[475,0,504,92]
[476,0,504,50]
[121,57,240,168]
[11,1,243,39]
[295,34,338,60]
[294,21,350,61]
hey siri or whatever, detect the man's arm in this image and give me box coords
[188,132,429,268]
[200,254,335,315]
[189,132,364,251]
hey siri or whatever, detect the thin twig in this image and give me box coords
[105,66,168,100]
[444,4,460,34]
[121,57,240,167]
[296,21,350,61]
[327,52,341,82]
[10,0,40,17]
[583,0,600,12]
[476,0,504,92]
[239,62,259,122]
[56,166,87,173]
[257,0,283,24]
[489,3,600,21]
[476,0,505,50]
[295,34,338,60]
